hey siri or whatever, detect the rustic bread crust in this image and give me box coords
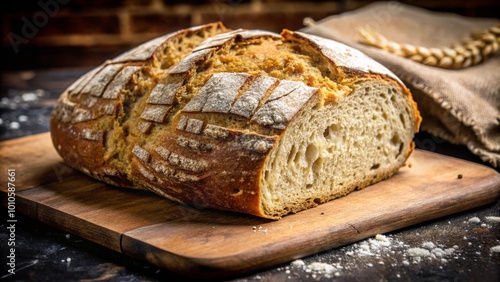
[51,22,420,219]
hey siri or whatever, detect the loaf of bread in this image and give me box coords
[50,22,421,219]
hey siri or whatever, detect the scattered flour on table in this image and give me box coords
[281,215,499,279]
[490,245,500,253]
[465,215,500,229]
[290,259,340,279]
[468,217,481,223]
[407,242,457,264]
[407,248,430,258]
[484,216,500,223]
[286,234,463,279]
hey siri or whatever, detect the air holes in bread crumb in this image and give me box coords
[287,145,298,164]
[390,133,401,146]
[312,157,323,174]
[323,123,340,140]
[306,143,319,164]
[323,127,330,138]
[370,163,380,170]
[399,113,406,127]
[396,143,404,158]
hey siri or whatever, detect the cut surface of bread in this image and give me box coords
[50,22,421,219]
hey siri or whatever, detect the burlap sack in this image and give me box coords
[302,2,500,167]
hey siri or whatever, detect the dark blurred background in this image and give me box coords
[1,0,500,71]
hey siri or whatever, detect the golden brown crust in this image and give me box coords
[50,22,421,219]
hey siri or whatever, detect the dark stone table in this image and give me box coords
[1,69,499,281]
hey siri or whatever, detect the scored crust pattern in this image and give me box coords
[51,22,420,218]
[51,23,321,215]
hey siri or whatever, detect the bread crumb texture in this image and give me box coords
[50,22,420,219]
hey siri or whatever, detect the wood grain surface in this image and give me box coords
[1,132,499,279]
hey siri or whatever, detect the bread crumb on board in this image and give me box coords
[252,226,268,234]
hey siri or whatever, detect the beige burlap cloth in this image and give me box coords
[302,2,500,167]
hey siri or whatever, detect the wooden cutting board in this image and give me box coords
[1,132,499,279]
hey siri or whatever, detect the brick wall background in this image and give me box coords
[2,0,499,70]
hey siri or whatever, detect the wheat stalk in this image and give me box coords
[357,24,500,69]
